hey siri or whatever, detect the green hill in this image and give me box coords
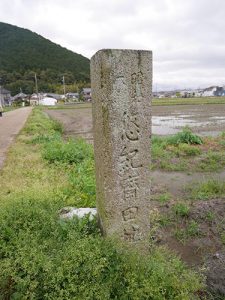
[0,22,90,95]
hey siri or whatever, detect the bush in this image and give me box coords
[167,128,203,145]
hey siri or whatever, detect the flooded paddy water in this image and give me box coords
[47,103,225,140]
[153,104,225,136]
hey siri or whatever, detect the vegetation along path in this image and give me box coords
[0,107,32,168]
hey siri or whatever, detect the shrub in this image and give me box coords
[166,127,203,145]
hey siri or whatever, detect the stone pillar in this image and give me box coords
[91,49,152,246]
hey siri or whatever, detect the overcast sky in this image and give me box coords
[0,0,225,90]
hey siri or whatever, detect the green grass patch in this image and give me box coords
[152,97,225,106]
[152,129,225,172]
[0,108,206,299]
[42,138,93,164]
[153,192,171,204]
[173,203,190,217]
[187,179,225,200]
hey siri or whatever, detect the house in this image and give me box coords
[195,90,203,97]
[29,93,44,105]
[202,86,219,97]
[0,87,12,106]
[45,93,62,101]
[214,87,224,96]
[66,92,79,101]
[39,97,57,106]
[82,88,92,101]
[180,90,195,98]
[12,92,28,103]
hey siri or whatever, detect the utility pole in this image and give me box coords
[62,75,66,99]
[0,77,2,107]
[34,73,39,105]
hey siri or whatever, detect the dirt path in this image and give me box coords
[0,107,32,169]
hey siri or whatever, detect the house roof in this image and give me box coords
[46,93,62,100]
[66,92,79,96]
[13,92,27,100]
[0,87,11,94]
[83,88,91,93]
[203,86,217,91]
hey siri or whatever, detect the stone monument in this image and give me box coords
[91,49,152,246]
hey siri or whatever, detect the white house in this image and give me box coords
[202,86,217,97]
[40,97,57,106]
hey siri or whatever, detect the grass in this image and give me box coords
[0,108,205,299]
[153,193,171,204]
[174,221,201,243]
[152,97,225,106]
[152,130,225,172]
[186,179,225,200]
[3,106,20,112]
[173,203,190,217]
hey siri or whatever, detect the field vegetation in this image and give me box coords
[0,108,207,299]
[153,97,225,106]
[152,128,225,172]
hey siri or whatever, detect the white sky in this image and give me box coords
[0,0,225,90]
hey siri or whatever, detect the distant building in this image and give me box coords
[0,87,12,106]
[66,92,79,101]
[201,86,224,97]
[39,97,57,106]
[30,93,44,105]
[82,88,92,101]
[12,92,28,103]
[45,93,62,101]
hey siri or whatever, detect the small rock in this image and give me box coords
[59,207,97,220]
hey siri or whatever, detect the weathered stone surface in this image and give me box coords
[91,49,152,246]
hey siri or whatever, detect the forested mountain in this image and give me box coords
[0,22,90,95]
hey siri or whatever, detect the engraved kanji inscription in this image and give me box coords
[122,207,138,221]
[124,223,141,242]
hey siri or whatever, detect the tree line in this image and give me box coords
[0,69,90,96]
